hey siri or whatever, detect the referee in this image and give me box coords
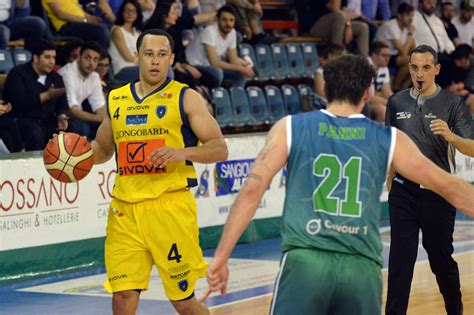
[385,45,474,315]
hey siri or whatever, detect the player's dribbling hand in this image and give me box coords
[199,257,229,303]
[148,146,186,168]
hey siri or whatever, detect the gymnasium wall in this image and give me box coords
[1,133,474,284]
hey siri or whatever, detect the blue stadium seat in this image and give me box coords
[211,87,234,128]
[229,87,255,127]
[12,48,31,66]
[255,44,275,81]
[301,43,319,77]
[298,84,327,111]
[0,50,14,74]
[281,84,303,114]
[239,43,258,75]
[246,86,270,124]
[286,43,305,79]
[271,43,290,80]
[264,85,287,122]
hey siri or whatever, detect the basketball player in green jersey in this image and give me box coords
[201,54,474,314]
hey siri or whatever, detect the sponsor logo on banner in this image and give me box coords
[214,159,254,196]
[195,167,210,198]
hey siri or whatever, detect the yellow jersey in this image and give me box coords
[108,79,198,203]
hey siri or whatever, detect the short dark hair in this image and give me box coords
[441,1,454,10]
[217,5,237,18]
[398,2,415,14]
[409,45,438,64]
[80,41,103,56]
[323,54,376,105]
[115,0,143,30]
[453,44,472,60]
[136,28,175,52]
[460,0,472,11]
[27,39,56,57]
[370,41,390,55]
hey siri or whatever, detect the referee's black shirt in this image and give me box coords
[386,86,474,172]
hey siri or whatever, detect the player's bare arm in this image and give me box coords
[392,130,474,217]
[148,89,228,167]
[205,118,288,297]
[430,119,474,157]
[90,115,115,164]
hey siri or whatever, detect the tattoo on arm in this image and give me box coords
[248,173,262,181]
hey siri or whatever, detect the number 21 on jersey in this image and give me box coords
[312,154,362,217]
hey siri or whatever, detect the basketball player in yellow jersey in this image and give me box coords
[90,29,228,315]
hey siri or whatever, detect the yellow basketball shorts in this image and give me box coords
[104,190,208,300]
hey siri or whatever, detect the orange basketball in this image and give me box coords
[43,133,94,183]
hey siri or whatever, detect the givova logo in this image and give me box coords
[215,159,254,196]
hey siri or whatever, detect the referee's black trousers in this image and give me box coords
[385,176,462,315]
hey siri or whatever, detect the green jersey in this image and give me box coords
[282,110,395,266]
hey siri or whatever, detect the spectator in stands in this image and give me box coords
[452,1,474,47]
[109,0,142,82]
[374,2,416,90]
[3,40,69,151]
[361,0,390,24]
[0,0,46,49]
[140,0,156,21]
[367,41,393,122]
[344,0,378,44]
[57,39,83,67]
[0,100,24,153]
[226,0,268,44]
[412,0,455,55]
[185,5,254,88]
[438,43,474,113]
[314,44,346,99]
[97,52,112,94]
[200,0,225,14]
[42,0,110,48]
[441,2,461,47]
[309,1,369,55]
[59,41,106,140]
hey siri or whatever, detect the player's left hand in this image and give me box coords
[430,119,455,143]
[148,146,186,168]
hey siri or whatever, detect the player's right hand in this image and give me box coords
[202,257,229,301]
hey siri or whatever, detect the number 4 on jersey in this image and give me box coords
[113,107,120,120]
[313,154,362,217]
[167,243,182,263]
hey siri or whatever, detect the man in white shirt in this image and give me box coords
[185,5,254,89]
[412,0,455,54]
[367,41,393,122]
[451,1,474,47]
[375,2,416,90]
[59,41,106,140]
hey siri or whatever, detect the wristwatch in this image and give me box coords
[83,18,88,23]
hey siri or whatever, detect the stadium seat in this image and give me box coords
[229,86,255,127]
[281,84,303,114]
[0,50,14,74]
[255,44,275,81]
[301,42,319,77]
[298,84,327,111]
[271,43,290,80]
[264,85,287,122]
[286,43,305,79]
[12,48,31,66]
[211,87,234,128]
[239,43,258,75]
[246,86,270,124]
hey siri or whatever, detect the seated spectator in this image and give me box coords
[97,52,112,94]
[451,1,474,47]
[344,0,382,44]
[3,40,69,151]
[199,0,225,14]
[309,0,369,55]
[140,0,156,21]
[185,5,254,88]
[440,2,461,47]
[109,0,142,82]
[361,0,391,26]
[226,0,267,43]
[367,41,393,122]
[0,101,24,153]
[438,43,474,113]
[59,41,106,140]
[314,44,347,99]
[412,0,455,55]
[374,2,416,90]
[42,0,110,48]
[57,39,83,67]
[0,0,46,49]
